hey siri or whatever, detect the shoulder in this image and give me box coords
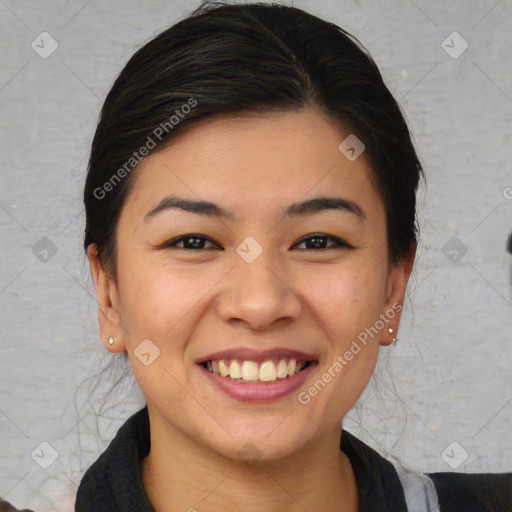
[427,471,511,512]
[75,406,152,512]
[0,498,34,512]
[74,443,119,512]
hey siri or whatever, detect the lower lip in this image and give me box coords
[199,363,317,403]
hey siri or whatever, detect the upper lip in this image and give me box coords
[196,347,318,364]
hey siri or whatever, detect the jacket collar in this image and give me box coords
[76,405,407,511]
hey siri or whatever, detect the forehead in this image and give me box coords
[121,108,382,223]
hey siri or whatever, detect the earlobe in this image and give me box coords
[86,244,126,353]
[381,244,416,346]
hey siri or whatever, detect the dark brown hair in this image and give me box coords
[83,1,423,276]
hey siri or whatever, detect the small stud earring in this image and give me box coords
[108,336,114,345]
[387,328,397,345]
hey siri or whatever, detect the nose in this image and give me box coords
[216,254,303,332]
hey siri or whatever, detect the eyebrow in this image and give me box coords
[144,194,366,222]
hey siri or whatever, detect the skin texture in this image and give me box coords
[88,107,415,511]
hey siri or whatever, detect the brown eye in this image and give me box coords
[162,234,221,250]
[292,233,353,250]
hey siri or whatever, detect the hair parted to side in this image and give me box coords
[83,0,424,279]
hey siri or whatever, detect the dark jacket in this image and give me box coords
[0,499,34,512]
[73,406,511,511]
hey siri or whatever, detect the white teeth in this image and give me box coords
[276,359,288,378]
[218,360,228,377]
[241,361,259,381]
[205,358,308,382]
[229,360,242,379]
[259,360,277,381]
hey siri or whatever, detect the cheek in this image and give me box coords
[117,262,203,398]
[298,256,387,333]
[304,260,387,418]
[116,258,187,340]
[317,347,379,422]
[117,257,226,348]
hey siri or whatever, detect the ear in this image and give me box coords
[380,243,416,346]
[87,244,126,353]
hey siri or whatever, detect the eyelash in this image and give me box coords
[161,233,354,251]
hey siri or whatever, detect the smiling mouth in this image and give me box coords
[201,358,314,383]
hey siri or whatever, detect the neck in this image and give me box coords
[141,411,358,512]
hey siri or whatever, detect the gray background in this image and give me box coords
[0,0,511,510]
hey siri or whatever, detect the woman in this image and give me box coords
[67,1,510,511]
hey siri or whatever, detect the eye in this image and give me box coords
[292,233,354,250]
[162,234,221,250]
[160,233,353,251]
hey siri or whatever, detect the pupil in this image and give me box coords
[186,237,203,249]
[308,236,325,249]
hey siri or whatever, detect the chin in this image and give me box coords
[201,418,317,466]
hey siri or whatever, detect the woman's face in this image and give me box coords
[89,107,413,462]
